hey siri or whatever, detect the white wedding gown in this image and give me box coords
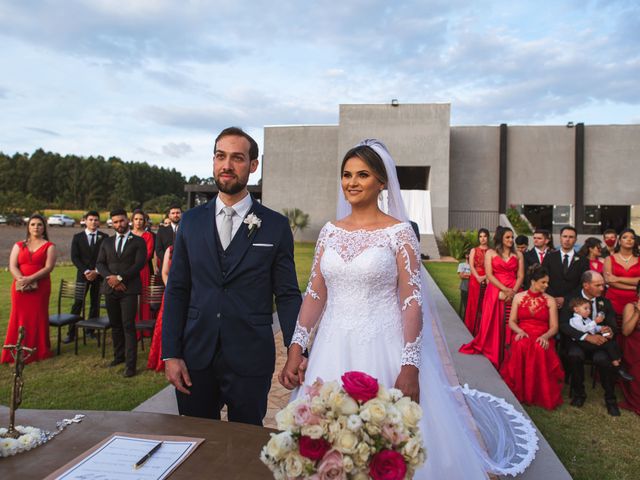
[291,222,538,479]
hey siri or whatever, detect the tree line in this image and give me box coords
[0,149,208,214]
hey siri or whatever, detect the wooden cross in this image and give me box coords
[1,326,36,439]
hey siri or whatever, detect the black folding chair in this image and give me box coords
[75,294,112,358]
[48,279,86,355]
[136,284,164,351]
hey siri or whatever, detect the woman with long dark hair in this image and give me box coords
[131,209,155,332]
[1,214,57,363]
[577,237,604,274]
[463,228,490,335]
[604,228,640,320]
[499,265,564,409]
[460,227,524,369]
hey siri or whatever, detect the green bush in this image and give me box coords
[440,229,479,260]
[506,208,532,235]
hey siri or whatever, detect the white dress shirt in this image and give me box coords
[115,230,131,252]
[215,194,253,242]
[84,229,99,274]
[560,248,575,265]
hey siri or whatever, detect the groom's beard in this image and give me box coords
[214,173,248,195]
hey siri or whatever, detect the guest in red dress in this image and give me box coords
[463,228,490,335]
[577,237,604,274]
[1,215,57,364]
[500,265,564,410]
[621,285,640,415]
[460,227,524,369]
[148,246,172,372]
[604,229,640,321]
[132,209,155,336]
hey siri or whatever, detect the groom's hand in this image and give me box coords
[165,359,192,394]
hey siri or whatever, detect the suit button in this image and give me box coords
[216,313,221,318]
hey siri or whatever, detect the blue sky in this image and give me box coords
[1,0,638,179]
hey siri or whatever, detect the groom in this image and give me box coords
[162,127,302,425]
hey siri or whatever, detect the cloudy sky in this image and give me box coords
[1,0,638,179]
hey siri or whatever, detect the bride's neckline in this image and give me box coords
[328,221,406,233]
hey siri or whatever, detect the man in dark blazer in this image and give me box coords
[96,209,147,377]
[524,229,552,289]
[543,226,589,309]
[560,271,621,415]
[63,211,107,343]
[155,205,182,270]
[163,127,302,426]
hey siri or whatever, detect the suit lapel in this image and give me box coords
[205,198,223,276]
[224,197,262,281]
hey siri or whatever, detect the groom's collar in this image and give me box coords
[214,192,253,218]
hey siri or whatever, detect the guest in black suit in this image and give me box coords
[543,226,589,309]
[155,204,182,269]
[64,211,107,343]
[524,229,552,288]
[560,271,623,416]
[96,209,147,377]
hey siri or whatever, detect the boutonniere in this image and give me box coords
[244,213,262,236]
[597,300,605,309]
[573,255,580,262]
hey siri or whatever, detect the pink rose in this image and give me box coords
[381,424,408,447]
[314,449,345,480]
[369,449,407,480]
[341,371,379,403]
[305,378,324,399]
[294,402,321,426]
[299,435,331,461]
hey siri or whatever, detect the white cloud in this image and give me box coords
[161,142,194,158]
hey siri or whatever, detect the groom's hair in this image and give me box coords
[214,127,259,161]
[340,145,388,186]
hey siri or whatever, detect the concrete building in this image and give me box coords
[260,103,640,257]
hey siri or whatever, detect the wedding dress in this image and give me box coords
[289,139,538,479]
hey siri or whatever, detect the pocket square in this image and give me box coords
[252,243,274,247]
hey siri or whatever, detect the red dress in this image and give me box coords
[147,247,171,372]
[1,242,54,364]
[499,291,564,410]
[460,255,518,369]
[620,320,640,415]
[589,258,604,274]
[605,256,640,317]
[463,247,487,335]
[135,231,155,336]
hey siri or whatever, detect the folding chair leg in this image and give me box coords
[140,335,145,351]
[57,326,62,355]
[75,331,79,355]
[83,329,87,346]
[102,333,107,359]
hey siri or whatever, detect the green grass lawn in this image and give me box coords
[425,261,640,480]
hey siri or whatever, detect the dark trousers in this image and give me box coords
[105,294,138,371]
[68,279,101,337]
[176,342,272,426]
[567,341,617,403]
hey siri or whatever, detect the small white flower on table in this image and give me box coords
[244,213,262,236]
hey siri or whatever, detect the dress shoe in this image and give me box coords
[123,368,136,378]
[62,335,75,344]
[108,359,124,367]
[606,403,621,417]
[570,396,586,407]
[617,367,634,382]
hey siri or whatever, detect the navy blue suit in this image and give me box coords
[162,196,301,424]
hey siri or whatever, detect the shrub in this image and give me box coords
[440,229,479,260]
[282,208,310,238]
[506,208,533,235]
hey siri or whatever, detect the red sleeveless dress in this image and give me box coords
[147,247,171,372]
[605,255,640,316]
[499,291,564,410]
[135,230,155,337]
[460,255,518,369]
[1,241,54,364]
[463,247,487,335]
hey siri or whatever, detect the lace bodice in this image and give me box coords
[291,221,423,368]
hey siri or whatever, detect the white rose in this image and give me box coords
[320,380,339,402]
[275,406,296,431]
[0,437,19,457]
[388,388,404,402]
[284,452,305,477]
[310,396,326,415]
[352,472,369,480]
[332,392,359,416]
[396,397,423,428]
[386,405,402,425]
[301,424,324,439]
[361,399,387,425]
[365,423,381,436]
[265,432,294,460]
[377,385,391,402]
[347,414,363,432]
[354,442,371,466]
[343,455,355,473]
[335,430,359,454]
[403,437,422,460]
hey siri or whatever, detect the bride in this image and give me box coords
[278,139,538,479]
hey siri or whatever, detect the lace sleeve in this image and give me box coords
[394,225,424,368]
[290,224,329,352]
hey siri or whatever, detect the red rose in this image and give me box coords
[341,371,379,403]
[369,449,407,480]
[299,435,331,461]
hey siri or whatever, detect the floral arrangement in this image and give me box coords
[0,426,48,457]
[260,371,426,479]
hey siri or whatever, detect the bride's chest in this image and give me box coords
[320,242,398,284]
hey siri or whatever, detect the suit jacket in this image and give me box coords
[162,196,302,376]
[155,225,175,266]
[71,230,107,282]
[542,250,589,298]
[560,291,618,341]
[96,232,147,296]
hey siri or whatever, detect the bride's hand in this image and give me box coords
[394,365,420,403]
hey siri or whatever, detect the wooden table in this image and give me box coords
[0,409,275,479]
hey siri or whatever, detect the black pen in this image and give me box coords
[133,441,163,469]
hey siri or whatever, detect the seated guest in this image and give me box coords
[621,285,640,415]
[604,228,640,320]
[601,228,618,258]
[457,250,471,318]
[560,271,622,416]
[568,297,632,380]
[577,237,604,274]
[515,235,529,255]
[463,228,490,335]
[500,265,564,410]
[543,226,589,309]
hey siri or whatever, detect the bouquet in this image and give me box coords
[260,371,426,479]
